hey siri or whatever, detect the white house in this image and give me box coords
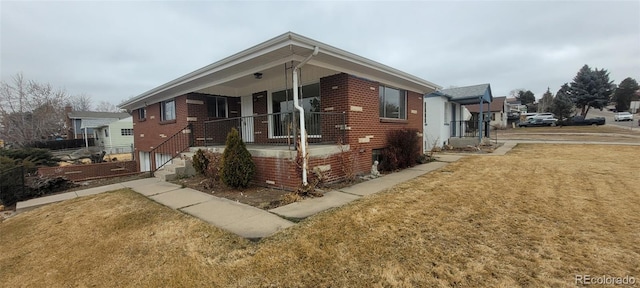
[93,117,134,155]
[424,84,493,150]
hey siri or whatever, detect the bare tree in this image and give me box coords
[0,73,70,147]
[68,93,93,111]
[94,100,122,112]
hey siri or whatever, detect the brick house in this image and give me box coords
[119,32,450,190]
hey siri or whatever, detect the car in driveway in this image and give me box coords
[614,112,633,121]
[518,118,557,127]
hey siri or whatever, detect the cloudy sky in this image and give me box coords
[1,1,638,107]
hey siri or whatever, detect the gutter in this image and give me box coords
[293,46,319,186]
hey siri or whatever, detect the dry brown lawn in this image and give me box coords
[1,144,639,287]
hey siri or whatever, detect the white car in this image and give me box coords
[614,112,633,121]
[526,113,555,120]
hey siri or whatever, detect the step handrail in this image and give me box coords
[149,123,194,176]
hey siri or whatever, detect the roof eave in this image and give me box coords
[120,32,442,109]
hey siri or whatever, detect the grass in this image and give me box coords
[1,144,639,287]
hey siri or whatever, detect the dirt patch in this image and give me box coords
[1,144,638,287]
[171,175,291,209]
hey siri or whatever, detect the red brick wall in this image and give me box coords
[38,161,138,182]
[320,73,425,175]
[208,151,345,191]
[133,95,189,153]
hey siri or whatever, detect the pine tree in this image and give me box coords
[569,65,613,117]
[551,83,575,121]
[538,88,554,113]
[220,128,255,188]
[612,77,639,112]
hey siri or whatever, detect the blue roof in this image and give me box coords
[427,83,493,104]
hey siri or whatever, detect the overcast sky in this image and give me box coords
[1,1,639,107]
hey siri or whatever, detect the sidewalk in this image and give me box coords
[16,178,293,239]
[269,161,451,219]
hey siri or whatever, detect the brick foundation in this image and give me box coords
[38,161,138,182]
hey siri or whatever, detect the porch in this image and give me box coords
[199,111,346,150]
[449,120,491,139]
[448,120,490,147]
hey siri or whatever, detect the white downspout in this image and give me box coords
[108,125,113,154]
[84,126,88,148]
[293,46,319,186]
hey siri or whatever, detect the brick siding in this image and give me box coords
[320,73,425,175]
[133,72,428,183]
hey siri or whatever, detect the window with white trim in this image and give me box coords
[161,99,176,121]
[121,128,133,136]
[379,86,406,119]
[138,108,146,120]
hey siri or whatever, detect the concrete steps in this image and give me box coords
[154,155,195,181]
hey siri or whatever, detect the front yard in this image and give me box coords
[0,144,638,287]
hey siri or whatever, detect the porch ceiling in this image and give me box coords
[119,32,441,111]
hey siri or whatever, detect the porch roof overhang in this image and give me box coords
[426,83,493,105]
[119,32,442,111]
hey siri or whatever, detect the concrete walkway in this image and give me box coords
[269,161,451,219]
[16,178,293,239]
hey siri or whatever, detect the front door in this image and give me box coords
[241,95,254,143]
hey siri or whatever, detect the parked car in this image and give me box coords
[525,113,556,120]
[518,118,558,127]
[614,112,633,121]
[560,116,606,126]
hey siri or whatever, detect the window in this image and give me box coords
[161,99,176,121]
[207,96,228,118]
[121,128,133,136]
[138,108,146,120]
[271,83,320,136]
[379,86,406,119]
[104,129,109,137]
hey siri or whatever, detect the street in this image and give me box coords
[587,108,638,130]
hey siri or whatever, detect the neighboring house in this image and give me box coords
[506,97,527,113]
[465,96,507,129]
[423,84,493,150]
[93,117,134,154]
[119,32,445,190]
[66,106,130,141]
